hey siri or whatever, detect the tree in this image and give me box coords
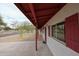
[0,15,7,31]
[0,16,6,26]
[16,22,35,39]
[4,26,12,31]
[16,22,35,33]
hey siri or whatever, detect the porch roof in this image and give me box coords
[15,3,66,29]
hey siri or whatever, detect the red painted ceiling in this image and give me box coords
[15,3,66,29]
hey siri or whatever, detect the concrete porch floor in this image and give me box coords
[0,41,53,56]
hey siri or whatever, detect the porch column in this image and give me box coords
[35,28,39,51]
[45,27,47,44]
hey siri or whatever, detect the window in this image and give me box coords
[52,22,65,42]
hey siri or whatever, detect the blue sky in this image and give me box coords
[0,3,31,28]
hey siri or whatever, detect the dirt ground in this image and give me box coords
[0,32,42,42]
[0,32,52,56]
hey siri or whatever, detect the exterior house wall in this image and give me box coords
[41,3,79,56]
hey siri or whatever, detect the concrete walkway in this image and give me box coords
[0,41,52,56]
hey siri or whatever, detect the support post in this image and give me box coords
[45,27,47,44]
[36,28,38,51]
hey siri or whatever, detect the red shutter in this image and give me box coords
[48,26,50,36]
[65,13,79,53]
[52,26,53,36]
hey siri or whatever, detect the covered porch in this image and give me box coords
[0,3,79,56]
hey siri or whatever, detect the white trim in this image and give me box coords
[47,36,79,56]
[51,37,66,45]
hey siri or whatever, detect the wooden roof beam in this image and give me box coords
[28,4,38,28]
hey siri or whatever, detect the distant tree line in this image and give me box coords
[16,22,35,33]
